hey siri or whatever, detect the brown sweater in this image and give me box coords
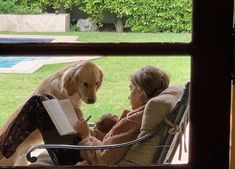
[79,105,145,165]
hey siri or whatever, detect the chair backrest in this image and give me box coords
[119,84,188,165]
[154,82,189,164]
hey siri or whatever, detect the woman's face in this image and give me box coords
[129,82,145,110]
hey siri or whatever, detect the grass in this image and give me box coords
[0,31,191,42]
[0,56,190,127]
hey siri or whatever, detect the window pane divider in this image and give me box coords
[0,42,193,56]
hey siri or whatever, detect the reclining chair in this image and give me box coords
[26,82,190,166]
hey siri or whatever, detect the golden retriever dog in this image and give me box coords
[0,60,103,166]
[35,60,103,118]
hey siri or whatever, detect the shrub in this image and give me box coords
[47,0,81,13]
[125,0,192,32]
[79,0,192,33]
[0,0,18,14]
[0,0,44,14]
[79,0,106,26]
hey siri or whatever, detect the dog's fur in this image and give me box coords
[91,114,119,140]
[0,60,103,166]
[95,114,119,133]
[35,60,103,119]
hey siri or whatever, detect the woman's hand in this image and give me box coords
[75,118,90,139]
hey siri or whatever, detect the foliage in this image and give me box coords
[0,0,81,14]
[70,24,79,31]
[16,0,44,14]
[78,0,106,26]
[78,0,129,25]
[0,0,43,14]
[103,0,131,19]
[0,0,17,14]
[125,0,192,32]
[79,0,192,33]
[48,0,81,12]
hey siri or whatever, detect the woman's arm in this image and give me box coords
[78,109,143,165]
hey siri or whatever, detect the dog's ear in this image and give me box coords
[97,68,104,90]
[61,67,78,96]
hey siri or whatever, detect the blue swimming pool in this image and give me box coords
[0,38,53,43]
[0,57,51,68]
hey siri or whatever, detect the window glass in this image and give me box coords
[0,56,190,166]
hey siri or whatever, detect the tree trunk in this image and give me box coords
[114,18,124,32]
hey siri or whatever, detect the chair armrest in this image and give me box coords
[26,129,160,163]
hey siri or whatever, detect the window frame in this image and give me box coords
[0,0,233,169]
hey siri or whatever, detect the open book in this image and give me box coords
[42,99,78,136]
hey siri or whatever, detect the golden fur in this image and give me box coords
[95,114,119,133]
[91,114,119,141]
[0,60,103,166]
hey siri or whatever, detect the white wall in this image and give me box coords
[0,14,70,32]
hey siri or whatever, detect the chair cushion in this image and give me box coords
[119,85,184,165]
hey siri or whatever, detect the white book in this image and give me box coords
[42,99,78,136]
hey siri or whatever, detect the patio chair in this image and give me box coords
[26,82,190,166]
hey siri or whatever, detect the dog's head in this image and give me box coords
[61,60,103,104]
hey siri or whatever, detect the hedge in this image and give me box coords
[0,0,192,33]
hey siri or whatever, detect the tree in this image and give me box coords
[24,0,81,13]
[49,0,81,13]
[103,0,133,32]
[79,0,191,33]
[79,0,106,26]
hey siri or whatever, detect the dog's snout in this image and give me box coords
[87,98,96,104]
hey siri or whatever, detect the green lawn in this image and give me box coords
[0,56,190,127]
[0,32,191,42]
[62,32,191,42]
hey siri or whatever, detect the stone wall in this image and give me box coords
[0,14,70,32]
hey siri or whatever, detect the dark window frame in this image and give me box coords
[0,0,233,169]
